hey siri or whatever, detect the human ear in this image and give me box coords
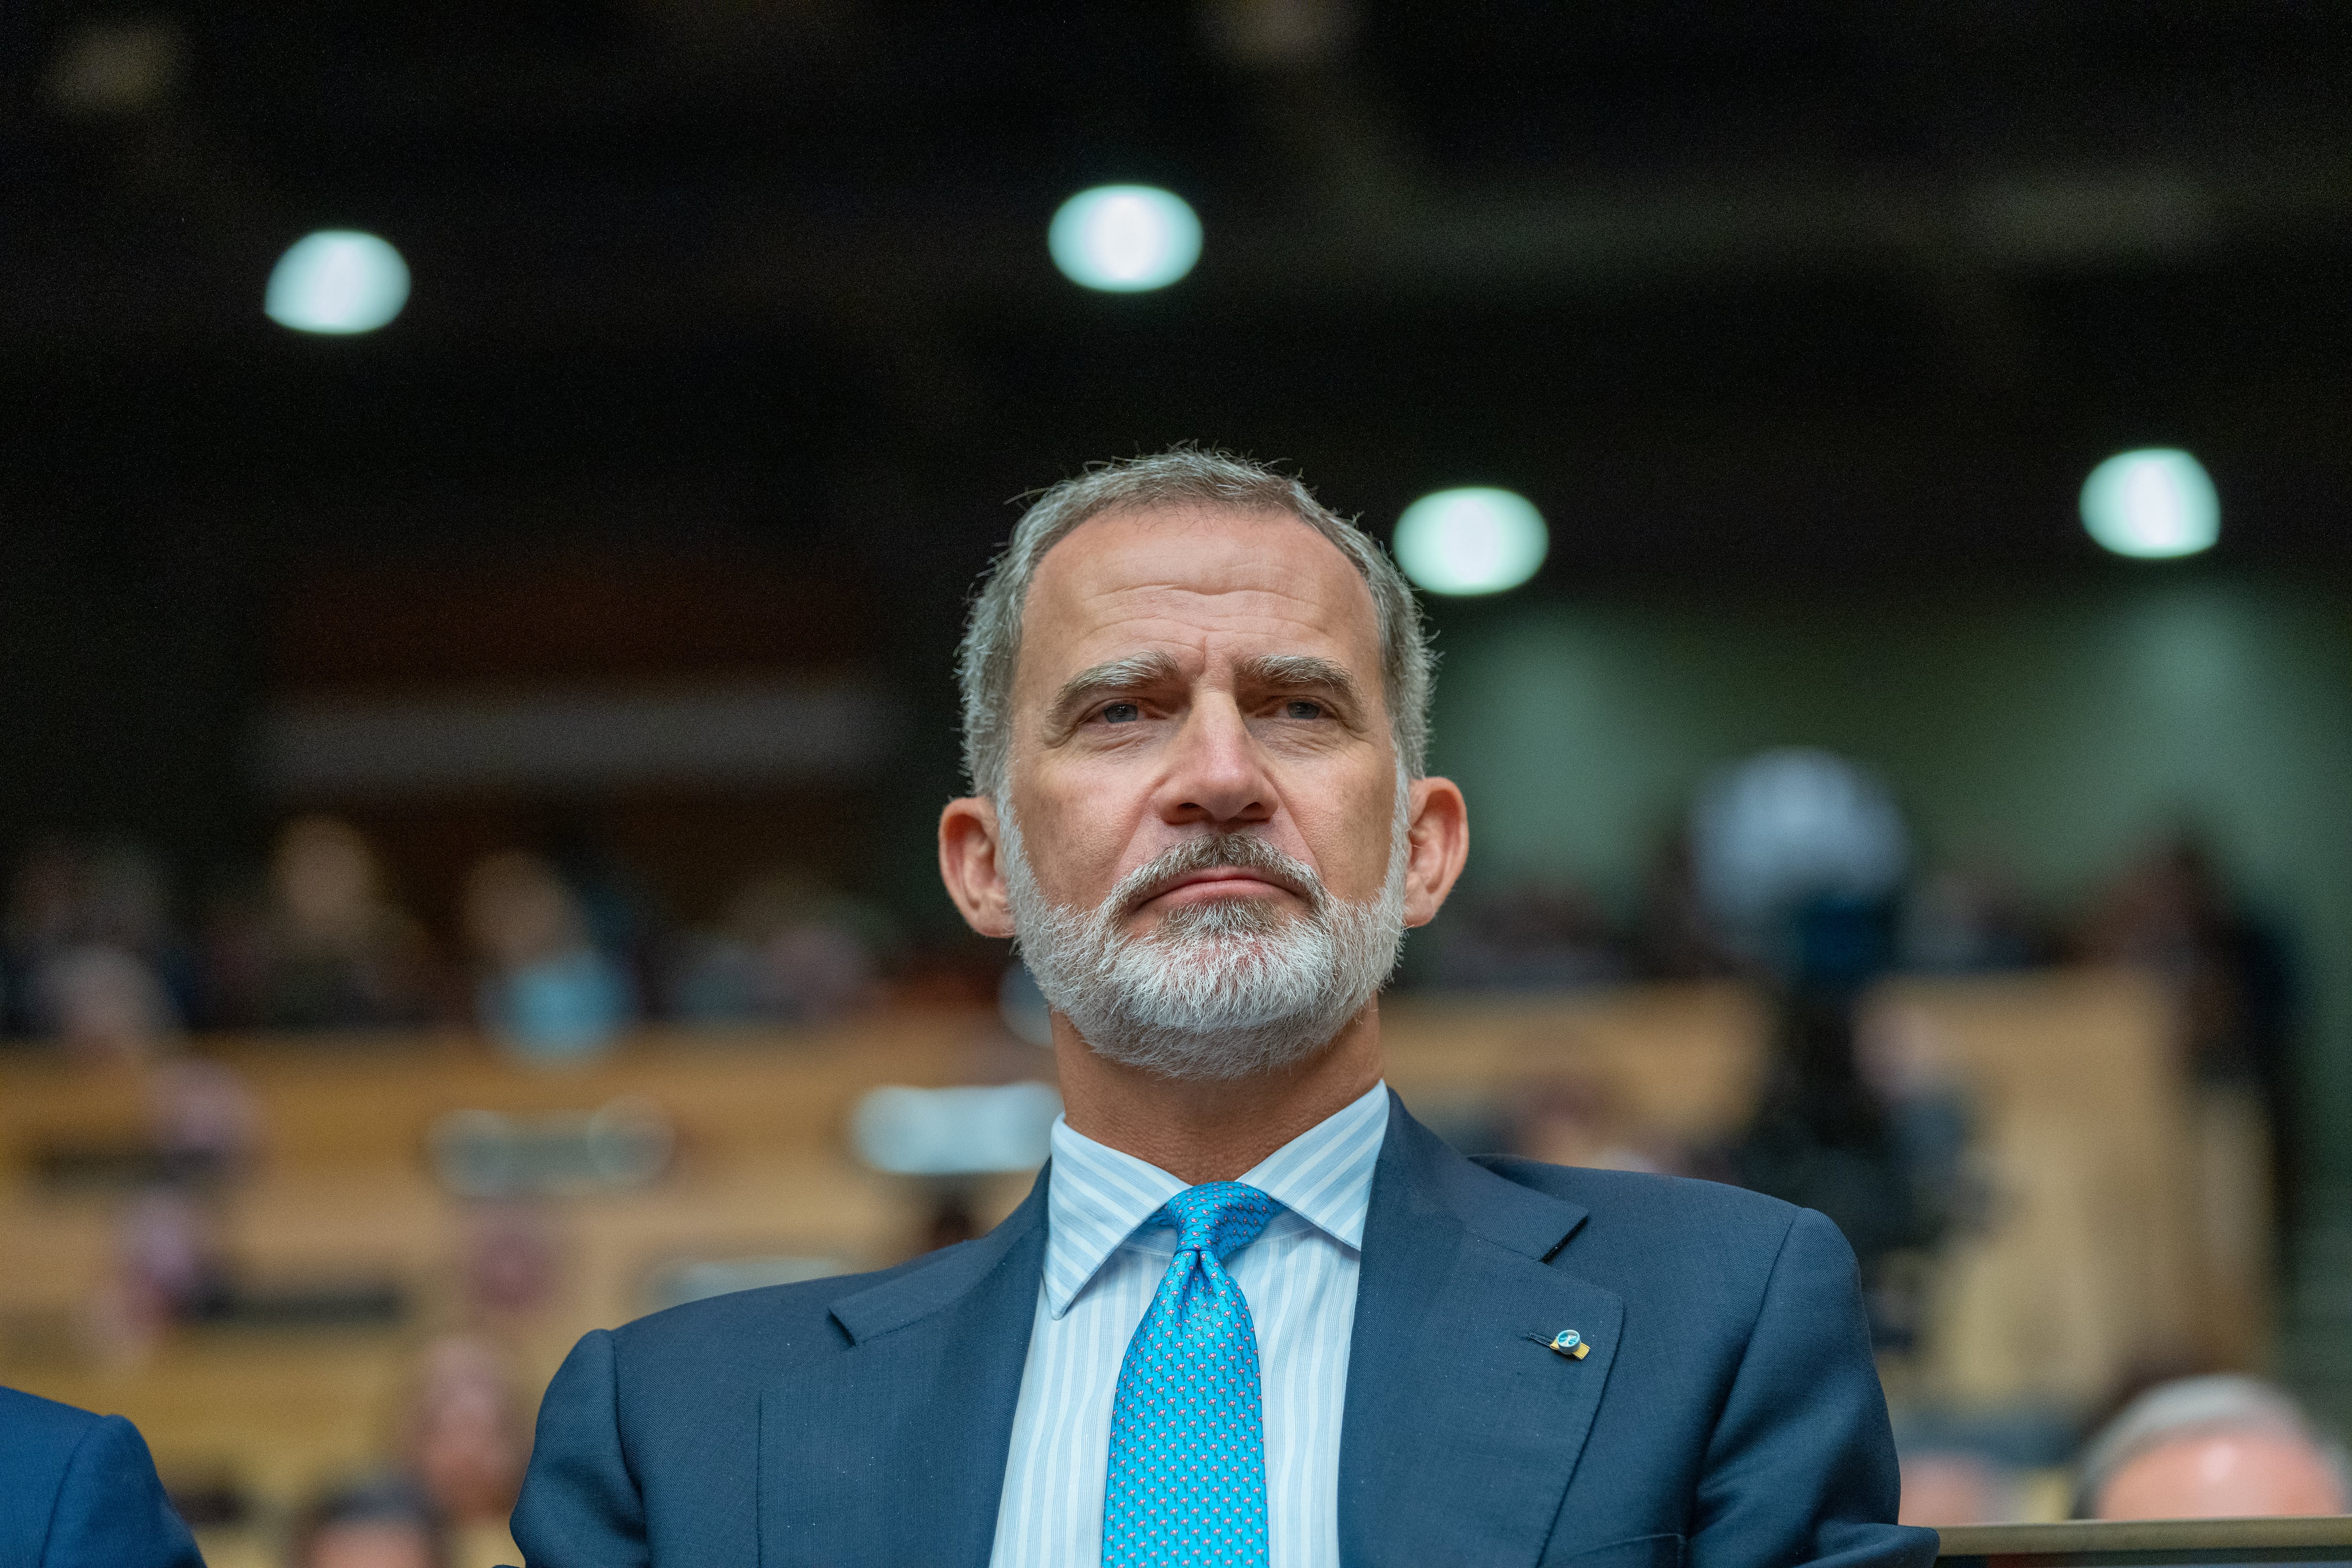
[1400,776,1470,929]
[938,796,1016,938]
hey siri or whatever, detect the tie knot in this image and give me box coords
[1153,1181,1279,1261]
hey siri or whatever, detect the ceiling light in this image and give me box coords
[2081,448,2218,559]
[1048,186,1201,292]
[1393,487,1548,595]
[266,231,410,334]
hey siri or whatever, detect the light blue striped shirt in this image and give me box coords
[988,1079,1391,1568]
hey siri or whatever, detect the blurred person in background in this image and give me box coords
[539,821,662,1006]
[1510,1075,1684,1176]
[1733,984,1935,1346]
[1899,860,2042,974]
[2,841,84,1034]
[1683,750,1945,1348]
[84,843,200,1011]
[84,1186,234,1364]
[31,947,259,1365]
[288,1478,450,1568]
[146,1050,264,1184]
[2075,833,2302,1249]
[393,1336,529,1568]
[36,941,262,1181]
[2078,1374,2349,1519]
[2075,834,2290,1082]
[1633,828,1741,981]
[209,816,437,1032]
[454,1200,566,1322]
[668,870,890,1025]
[0,1385,204,1567]
[463,849,633,1061]
[37,941,182,1067]
[4,838,199,1037]
[1416,876,1626,990]
[1854,1001,1984,1251]
[1895,1449,2022,1528]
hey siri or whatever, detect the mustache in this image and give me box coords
[1108,835,1325,917]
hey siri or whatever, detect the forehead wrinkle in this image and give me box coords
[1056,582,1360,652]
[1033,502,1375,621]
[1089,579,1349,628]
[1074,577,1369,650]
[1052,516,1374,607]
[1015,508,1386,714]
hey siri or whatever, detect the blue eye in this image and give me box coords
[1100,701,1142,724]
[1283,700,1324,720]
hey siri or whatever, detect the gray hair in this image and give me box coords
[956,447,1433,798]
[2074,1375,2352,1516]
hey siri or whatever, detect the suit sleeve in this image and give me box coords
[1687,1208,1939,1568]
[42,1415,204,1568]
[511,1329,652,1568]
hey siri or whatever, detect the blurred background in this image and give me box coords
[3,1,2350,1562]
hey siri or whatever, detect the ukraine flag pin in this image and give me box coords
[1549,1329,1589,1360]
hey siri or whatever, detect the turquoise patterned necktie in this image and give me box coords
[1102,1181,1281,1568]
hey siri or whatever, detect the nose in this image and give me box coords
[1154,693,1274,830]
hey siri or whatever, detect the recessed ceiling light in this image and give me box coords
[266,231,410,334]
[1048,186,1202,293]
[1393,487,1548,595]
[2081,448,2218,559]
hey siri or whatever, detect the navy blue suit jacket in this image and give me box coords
[0,1387,204,1568]
[514,1093,1937,1568]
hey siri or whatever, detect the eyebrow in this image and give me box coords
[1042,650,1371,737]
[1046,652,1184,730]
[1237,654,1366,712]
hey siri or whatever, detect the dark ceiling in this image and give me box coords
[0,0,2345,867]
[3,0,2348,577]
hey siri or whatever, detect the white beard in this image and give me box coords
[999,790,1410,1081]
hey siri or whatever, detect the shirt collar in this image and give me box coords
[1040,1078,1391,1319]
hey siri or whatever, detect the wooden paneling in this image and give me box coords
[1871,969,2270,1406]
[0,987,1765,1518]
[0,974,2270,1537]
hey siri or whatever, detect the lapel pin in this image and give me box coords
[1548,1329,1589,1360]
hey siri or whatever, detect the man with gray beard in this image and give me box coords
[513,449,1935,1568]
[998,815,1409,1082]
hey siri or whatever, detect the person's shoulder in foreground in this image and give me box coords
[0,1385,206,1568]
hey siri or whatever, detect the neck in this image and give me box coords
[1051,1003,1385,1184]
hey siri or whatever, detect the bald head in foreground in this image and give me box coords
[2083,1376,2351,1520]
[513,450,1935,1568]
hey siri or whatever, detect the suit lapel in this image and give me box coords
[758,1172,1049,1568]
[1339,1097,1625,1568]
